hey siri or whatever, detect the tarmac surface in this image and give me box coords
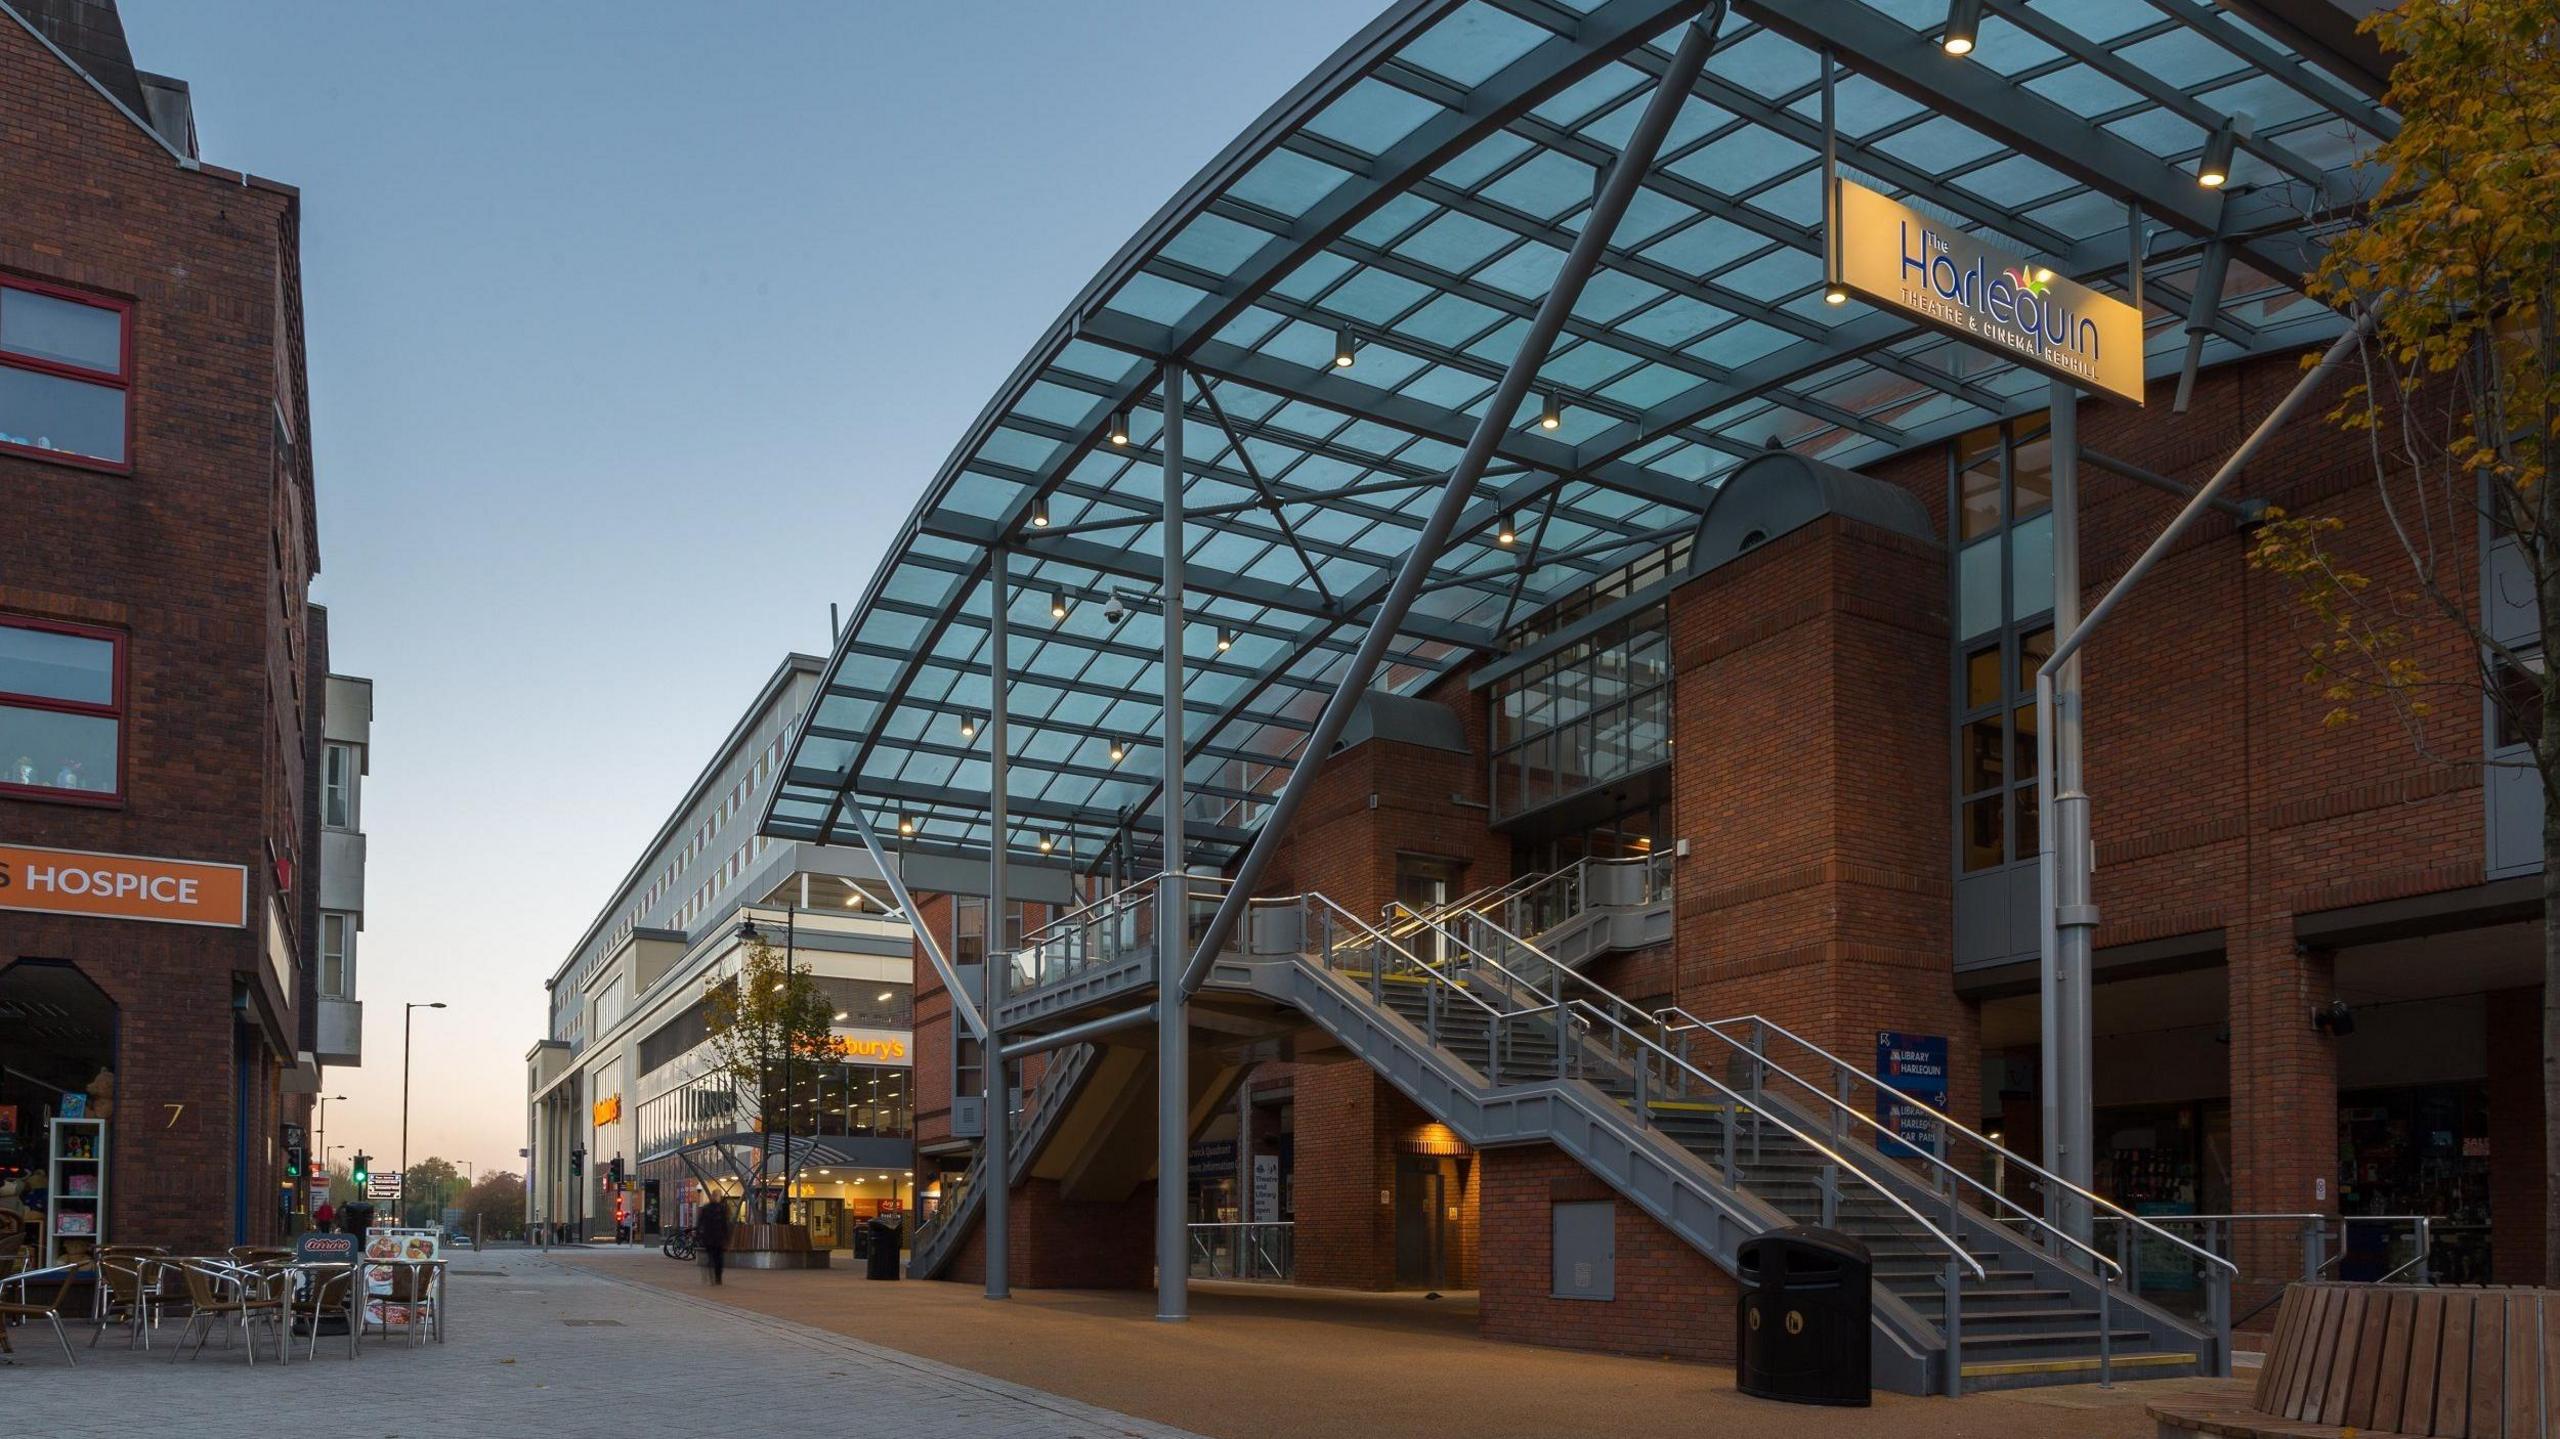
[0,1245,1203,1439]
[560,1242,2252,1439]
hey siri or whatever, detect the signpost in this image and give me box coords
[1875,1031,1951,1159]
[368,1171,404,1202]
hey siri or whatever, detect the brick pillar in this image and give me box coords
[2485,984,2545,1284]
[1293,1064,1393,1289]
[2227,922,2336,1314]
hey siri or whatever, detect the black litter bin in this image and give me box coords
[1735,1226,1871,1407]
[864,1218,903,1280]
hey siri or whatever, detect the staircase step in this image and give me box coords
[1960,1351,2198,1382]
[1959,1328,2155,1353]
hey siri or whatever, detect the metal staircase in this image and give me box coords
[919,870,2232,1394]
[1389,854,1674,971]
[905,1040,1100,1280]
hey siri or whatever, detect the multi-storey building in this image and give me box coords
[0,0,366,1253]
[527,655,916,1247]
[757,0,2516,1397]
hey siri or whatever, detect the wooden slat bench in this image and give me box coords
[2151,1283,2556,1439]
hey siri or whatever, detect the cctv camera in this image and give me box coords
[1103,595,1128,625]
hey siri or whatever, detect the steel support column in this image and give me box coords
[2035,311,2381,1267]
[1178,4,1724,995]
[984,544,1013,1300]
[2036,382,2095,1251]
[1156,357,1191,1322]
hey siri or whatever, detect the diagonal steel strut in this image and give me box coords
[1176,1,1729,996]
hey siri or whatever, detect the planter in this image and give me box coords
[729,1221,830,1269]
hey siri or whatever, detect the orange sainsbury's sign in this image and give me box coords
[0,843,247,927]
[821,1032,911,1066]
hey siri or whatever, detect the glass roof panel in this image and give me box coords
[764,0,2374,872]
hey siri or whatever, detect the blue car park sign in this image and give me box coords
[1875,1031,1950,1158]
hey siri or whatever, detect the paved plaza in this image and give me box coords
[0,1247,1204,1439]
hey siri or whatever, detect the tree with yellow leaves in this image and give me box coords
[2245,0,2555,1280]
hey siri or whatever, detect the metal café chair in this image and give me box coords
[286,1260,361,1362]
[90,1247,167,1349]
[0,1262,82,1365]
[168,1259,285,1364]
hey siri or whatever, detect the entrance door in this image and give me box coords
[1394,1153,1455,1289]
[1396,857,1464,966]
[797,1197,845,1250]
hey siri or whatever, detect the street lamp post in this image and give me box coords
[315,1093,345,1213]
[402,1001,446,1223]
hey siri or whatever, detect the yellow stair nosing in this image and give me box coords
[1960,1352,2199,1378]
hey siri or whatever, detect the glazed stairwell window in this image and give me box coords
[0,277,131,469]
[0,616,124,804]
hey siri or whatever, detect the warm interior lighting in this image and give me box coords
[1108,409,1131,446]
[1333,326,1356,368]
[1029,496,1050,528]
[1049,588,1068,620]
[958,711,979,741]
[1941,0,1980,54]
[898,814,916,836]
[1823,284,1849,305]
[1496,512,1517,547]
[1108,736,1126,763]
[1038,833,1055,853]
[1539,393,1562,430]
[1215,627,1234,653]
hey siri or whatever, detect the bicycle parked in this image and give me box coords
[661,1225,696,1261]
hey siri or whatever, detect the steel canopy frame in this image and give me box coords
[752,10,2394,1186]
[1179,2,1728,995]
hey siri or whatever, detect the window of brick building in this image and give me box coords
[0,616,123,803]
[0,278,131,467]
[1950,417,2055,873]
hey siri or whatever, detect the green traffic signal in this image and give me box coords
[351,1152,371,1186]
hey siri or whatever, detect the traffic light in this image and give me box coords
[351,1152,371,1188]
[284,1142,305,1180]
[569,1146,585,1177]
[608,1156,625,1185]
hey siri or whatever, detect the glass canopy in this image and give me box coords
[762,0,2388,874]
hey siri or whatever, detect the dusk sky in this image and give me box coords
[117,0,1385,1182]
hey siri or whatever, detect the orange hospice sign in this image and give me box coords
[0,843,249,927]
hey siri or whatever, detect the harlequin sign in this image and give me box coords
[1830,178,2146,406]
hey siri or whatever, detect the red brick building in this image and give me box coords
[0,0,346,1254]
[757,0,2479,1396]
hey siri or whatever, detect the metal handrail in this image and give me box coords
[1011,870,1234,992]
[1283,894,1512,1024]
[1559,996,1987,1282]
[1686,1011,2237,1279]
[1381,902,1984,1281]
[1680,1017,2123,1280]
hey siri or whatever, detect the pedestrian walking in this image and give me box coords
[697,1195,731,1285]
[314,1199,336,1231]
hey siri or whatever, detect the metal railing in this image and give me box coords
[1687,1010,2237,1379]
[1353,898,1988,1391]
[1009,871,1233,995]
[2104,1214,2445,1329]
[1491,853,1672,942]
[1188,1221,1294,1281]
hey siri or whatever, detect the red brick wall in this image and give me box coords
[0,17,315,1252]
[1477,1144,1739,1363]
[946,1177,1154,1290]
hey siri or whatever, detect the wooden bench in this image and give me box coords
[2150,1283,2555,1439]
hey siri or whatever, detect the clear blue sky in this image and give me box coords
[117,0,1385,1182]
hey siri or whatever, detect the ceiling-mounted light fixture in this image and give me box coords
[1823,283,1849,306]
[1038,833,1055,854]
[958,711,979,741]
[1029,496,1050,528]
[1215,627,1234,653]
[1539,393,1563,430]
[1108,409,1131,446]
[1049,588,1068,621]
[1333,326,1357,369]
[2197,115,2241,188]
[1496,512,1518,547]
[1108,735,1127,763]
[898,814,916,837]
[1941,0,1981,55]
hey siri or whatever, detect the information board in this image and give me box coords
[1875,1030,1950,1159]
